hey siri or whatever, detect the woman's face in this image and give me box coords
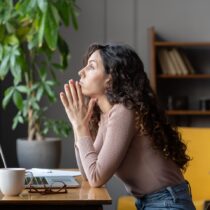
[78,50,111,97]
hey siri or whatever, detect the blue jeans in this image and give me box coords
[135,181,196,210]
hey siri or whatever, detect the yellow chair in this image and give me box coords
[117,127,210,210]
[117,195,136,210]
[179,127,210,210]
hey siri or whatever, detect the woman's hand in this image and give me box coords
[60,79,97,130]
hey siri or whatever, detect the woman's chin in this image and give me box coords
[81,89,91,97]
[81,88,97,98]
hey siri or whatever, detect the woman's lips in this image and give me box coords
[79,80,83,85]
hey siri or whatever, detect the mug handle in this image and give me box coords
[25,171,34,187]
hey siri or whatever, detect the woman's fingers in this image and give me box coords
[64,84,73,107]
[76,81,84,105]
[60,92,69,108]
[69,80,78,107]
[86,98,97,119]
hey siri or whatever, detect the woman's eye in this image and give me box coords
[88,65,94,70]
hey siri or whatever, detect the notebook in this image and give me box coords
[0,144,80,188]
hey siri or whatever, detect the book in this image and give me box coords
[158,49,169,74]
[179,50,195,74]
[172,48,189,75]
[168,49,182,75]
[158,49,178,75]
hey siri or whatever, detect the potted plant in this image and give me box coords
[0,0,79,168]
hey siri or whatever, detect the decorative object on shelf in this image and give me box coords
[0,0,79,168]
[167,96,189,110]
[199,98,210,111]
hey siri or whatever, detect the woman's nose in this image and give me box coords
[78,68,85,77]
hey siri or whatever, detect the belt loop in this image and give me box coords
[185,180,192,197]
[166,186,177,203]
[135,198,144,210]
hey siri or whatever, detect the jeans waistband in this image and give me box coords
[141,180,192,202]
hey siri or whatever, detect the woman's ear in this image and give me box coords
[104,75,112,89]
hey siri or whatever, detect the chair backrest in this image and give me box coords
[179,127,210,200]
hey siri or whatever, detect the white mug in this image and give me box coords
[0,168,32,196]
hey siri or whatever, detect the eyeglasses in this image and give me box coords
[28,181,67,195]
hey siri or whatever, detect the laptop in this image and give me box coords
[0,145,80,189]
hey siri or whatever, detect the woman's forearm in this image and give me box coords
[73,128,88,180]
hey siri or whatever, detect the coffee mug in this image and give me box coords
[0,168,32,196]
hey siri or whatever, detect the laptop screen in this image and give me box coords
[0,145,7,168]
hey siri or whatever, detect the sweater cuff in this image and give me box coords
[76,136,94,151]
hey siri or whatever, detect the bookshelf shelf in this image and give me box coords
[149,26,210,126]
[158,74,210,79]
[166,110,210,116]
[155,41,210,47]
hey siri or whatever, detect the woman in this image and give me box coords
[60,43,196,210]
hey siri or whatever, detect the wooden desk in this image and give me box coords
[0,174,112,210]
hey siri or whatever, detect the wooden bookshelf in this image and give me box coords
[148,27,210,126]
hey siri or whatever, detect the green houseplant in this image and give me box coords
[0,0,79,168]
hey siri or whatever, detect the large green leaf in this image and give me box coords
[0,54,10,79]
[11,64,22,85]
[10,46,22,84]
[9,45,20,67]
[38,11,46,47]
[44,84,56,102]
[57,35,70,69]
[2,87,14,109]
[55,0,69,26]
[36,86,44,101]
[44,4,58,50]
[13,90,23,109]
[0,44,3,60]
[37,0,48,13]
[16,85,28,93]
[12,111,24,130]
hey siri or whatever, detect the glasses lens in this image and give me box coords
[50,182,67,193]
[29,181,67,194]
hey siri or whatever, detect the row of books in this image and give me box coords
[158,48,195,75]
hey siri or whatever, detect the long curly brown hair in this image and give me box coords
[82,42,190,171]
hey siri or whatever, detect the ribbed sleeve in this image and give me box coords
[76,105,135,187]
[73,129,88,180]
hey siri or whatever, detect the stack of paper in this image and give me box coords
[27,168,81,177]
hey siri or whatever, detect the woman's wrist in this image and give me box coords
[75,125,91,138]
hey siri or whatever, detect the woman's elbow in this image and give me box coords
[88,179,105,188]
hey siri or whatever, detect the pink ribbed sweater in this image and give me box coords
[74,103,184,197]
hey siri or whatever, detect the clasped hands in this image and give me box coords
[60,79,97,131]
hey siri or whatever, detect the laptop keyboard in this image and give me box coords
[25,177,48,185]
[25,176,80,188]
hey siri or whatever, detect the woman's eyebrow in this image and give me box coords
[88,59,97,64]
